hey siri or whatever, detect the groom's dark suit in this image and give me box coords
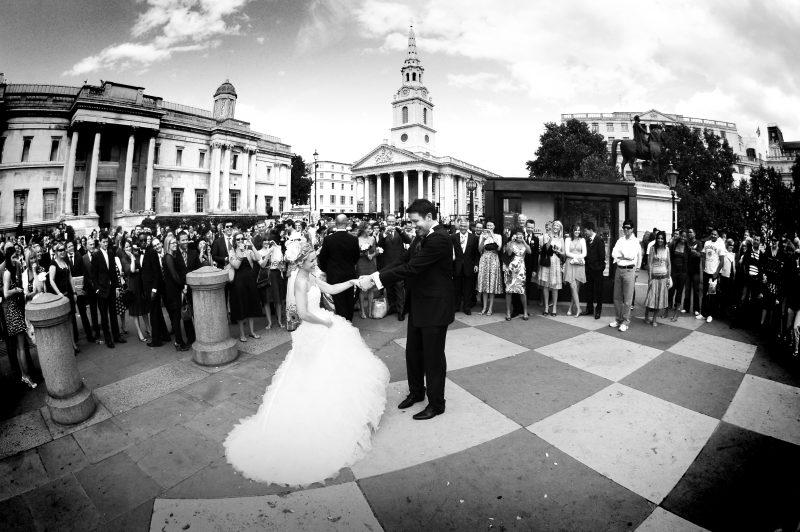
[583,233,606,316]
[318,229,360,321]
[378,225,454,412]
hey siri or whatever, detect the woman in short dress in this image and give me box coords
[564,224,587,317]
[3,245,36,388]
[127,242,150,342]
[356,222,378,319]
[503,228,531,320]
[257,230,285,329]
[645,231,671,326]
[229,232,262,342]
[539,221,565,316]
[476,221,504,315]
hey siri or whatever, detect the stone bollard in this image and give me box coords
[26,293,96,425]
[187,266,239,366]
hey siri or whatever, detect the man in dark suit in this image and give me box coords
[173,231,198,346]
[523,217,540,299]
[318,214,360,321]
[141,237,170,347]
[90,233,126,348]
[581,221,607,319]
[81,238,101,342]
[377,214,412,320]
[451,218,479,315]
[362,199,454,421]
[211,222,233,269]
[65,240,96,343]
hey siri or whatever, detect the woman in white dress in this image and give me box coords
[563,224,587,317]
[224,241,390,486]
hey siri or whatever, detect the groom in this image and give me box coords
[360,199,454,420]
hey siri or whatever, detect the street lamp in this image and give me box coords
[313,149,319,220]
[465,177,477,224]
[666,164,679,234]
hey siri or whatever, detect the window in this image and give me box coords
[341,183,345,190]
[22,137,32,162]
[412,73,417,81]
[266,196,272,210]
[331,182,335,189]
[606,123,614,132]
[230,190,240,211]
[14,191,28,223]
[0,136,5,162]
[330,195,336,205]
[608,137,615,143]
[591,123,599,133]
[172,189,182,213]
[340,195,346,204]
[621,123,629,132]
[43,189,57,220]
[402,106,409,124]
[71,190,80,215]
[152,188,159,213]
[100,137,112,161]
[154,144,160,165]
[720,130,727,140]
[175,147,183,167]
[279,198,285,211]
[423,108,427,124]
[623,136,629,140]
[350,184,353,191]
[195,190,206,213]
[319,173,324,179]
[349,196,354,205]
[319,195,324,206]
[49,137,61,162]
[199,150,206,168]
[232,153,239,170]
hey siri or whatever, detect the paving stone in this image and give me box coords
[370,340,409,384]
[182,400,255,443]
[722,374,800,445]
[110,391,208,443]
[0,493,35,531]
[124,425,222,490]
[40,401,112,440]
[93,360,208,414]
[75,452,162,522]
[598,318,692,350]
[181,373,264,406]
[0,449,49,502]
[72,418,136,463]
[98,498,154,532]
[0,409,52,460]
[668,330,757,373]
[36,435,89,480]
[634,507,710,531]
[235,329,291,356]
[221,352,282,384]
[480,314,587,350]
[23,474,101,532]
[745,344,800,388]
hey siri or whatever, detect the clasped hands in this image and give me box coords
[353,275,376,291]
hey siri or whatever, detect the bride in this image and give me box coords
[224,240,390,486]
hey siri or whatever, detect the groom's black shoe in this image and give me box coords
[397,394,425,409]
[412,405,445,420]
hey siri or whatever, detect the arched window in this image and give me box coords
[402,106,408,124]
[406,73,409,82]
[423,108,427,124]
[412,72,417,81]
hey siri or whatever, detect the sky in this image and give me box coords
[1,0,798,177]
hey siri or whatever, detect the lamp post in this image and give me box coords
[666,164,678,234]
[465,177,477,225]
[313,149,318,221]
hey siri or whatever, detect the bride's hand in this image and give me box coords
[324,319,334,328]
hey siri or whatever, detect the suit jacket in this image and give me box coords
[163,253,183,310]
[81,253,95,295]
[318,230,360,283]
[90,249,117,298]
[377,228,412,270]
[523,232,540,280]
[452,231,479,276]
[141,248,166,296]
[211,236,230,269]
[379,225,454,328]
[65,253,84,278]
[585,234,606,272]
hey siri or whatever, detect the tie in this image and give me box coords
[68,254,74,267]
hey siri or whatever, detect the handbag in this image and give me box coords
[484,242,499,251]
[371,296,388,319]
[226,265,235,283]
[73,275,85,297]
[181,295,193,320]
[256,265,271,288]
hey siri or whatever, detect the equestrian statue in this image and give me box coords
[610,115,665,179]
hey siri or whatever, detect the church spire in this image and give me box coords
[406,25,418,64]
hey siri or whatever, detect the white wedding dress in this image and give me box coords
[223,284,390,486]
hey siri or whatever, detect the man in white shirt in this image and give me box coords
[700,228,726,323]
[609,219,641,332]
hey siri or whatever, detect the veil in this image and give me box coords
[283,240,314,326]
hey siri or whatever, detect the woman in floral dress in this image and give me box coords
[476,221,504,315]
[503,228,531,320]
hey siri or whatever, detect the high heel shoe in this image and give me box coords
[249,333,260,339]
[22,375,37,389]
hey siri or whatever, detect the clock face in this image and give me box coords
[402,88,409,96]
[421,90,427,98]
[425,135,430,143]
[401,133,408,142]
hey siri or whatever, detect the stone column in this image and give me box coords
[248,150,257,211]
[403,171,409,215]
[427,171,433,201]
[187,266,239,366]
[145,136,155,211]
[376,174,383,214]
[389,172,396,215]
[27,294,96,425]
[364,175,370,213]
[239,150,248,213]
[64,130,79,215]
[221,145,231,210]
[284,161,292,213]
[87,130,101,214]
[417,169,424,201]
[273,164,281,215]
[209,142,220,211]
[122,131,135,211]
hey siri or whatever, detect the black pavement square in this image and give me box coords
[597,319,692,351]
[371,341,409,384]
[358,429,653,532]
[0,493,35,531]
[98,498,154,532]
[479,316,584,351]
[450,351,612,426]
[620,352,745,419]
[746,345,800,389]
[23,474,102,531]
[661,421,800,532]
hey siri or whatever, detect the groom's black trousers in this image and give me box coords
[405,322,448,410]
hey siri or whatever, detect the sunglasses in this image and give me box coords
[623,226,633,230]
[235,237,244,241]
[225,225,233,229]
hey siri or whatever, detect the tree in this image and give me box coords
[576,153,621,181]
[290,154,311,206]
[526,119,607,178]
[747,165,795,235]
[656,124,736,194]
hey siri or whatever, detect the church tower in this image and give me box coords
[391,26,436,153]
[213,79,237,121]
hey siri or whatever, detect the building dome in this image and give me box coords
[214,79,237,98]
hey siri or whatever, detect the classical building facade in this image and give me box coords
[350,27,499,220]
[311,160,357,214]
[0,75,292,234]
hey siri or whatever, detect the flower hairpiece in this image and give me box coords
[284,240,313,265]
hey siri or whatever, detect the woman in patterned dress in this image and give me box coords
[477,221,504,315]
[3,245,36,388]
[356,222,378,319]
[114,239,132,336]
[645,231,671,326]
[564,224,587,317]
[503,228,531,320]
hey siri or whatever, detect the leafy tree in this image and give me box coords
[576,153,621,181]
[526,119,607,178]
[747,165,795,235]
[656,125,736,194]
[290,154,311,206]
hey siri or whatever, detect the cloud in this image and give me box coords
[295,0,360,55]
[63,0,251,76]
[256,36,265,44]
[448,72,521,92]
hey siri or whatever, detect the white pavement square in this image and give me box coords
[394,326,528,371]
[351,379,520,479]
[668,331,757,373]
[722,374,800,446]
[536,331,663,381]
[150,482,382,531]
[528,382,719,504]
[544,313,610,330]
[635,507,711,532]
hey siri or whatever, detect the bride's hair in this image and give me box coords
[285,241,314,267]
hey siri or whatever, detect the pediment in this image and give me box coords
[639,109,674,123]
[352,145,423,170]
